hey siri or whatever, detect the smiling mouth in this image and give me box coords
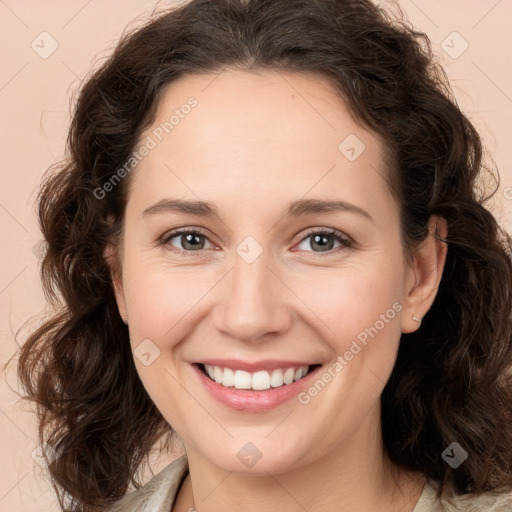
[196,363,322,391]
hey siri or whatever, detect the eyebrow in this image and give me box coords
[140,198,374,223]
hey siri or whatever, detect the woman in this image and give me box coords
[17,0,512,510]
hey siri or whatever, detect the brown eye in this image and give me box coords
[295,228,353,256]
[161,230,213,254]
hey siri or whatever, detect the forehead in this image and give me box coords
[138,68,376,160]
[127,69,395,221]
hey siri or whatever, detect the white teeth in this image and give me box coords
[252,371,270,390]
[283,368,295,385]
[222,367,235,387]
[213,366,223,384]
[270,368,284,387]
[294,367,307,381]
[202,364,311,390]
[233,370,252,389]
[205,365,215,380]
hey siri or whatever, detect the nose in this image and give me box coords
[212,247,293,344]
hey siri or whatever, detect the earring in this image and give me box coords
[412,316,422,326]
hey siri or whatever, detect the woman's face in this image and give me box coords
[110,69,440,474]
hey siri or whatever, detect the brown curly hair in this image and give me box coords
[10,0,512,510]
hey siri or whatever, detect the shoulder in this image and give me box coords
[443,489,512,512]
[106,454,189,512]
[415,480,512,512]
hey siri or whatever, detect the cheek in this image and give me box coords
[121,256,220,353]
[120,260,207,426]
[292,267,404,425]
[291,259,405,350]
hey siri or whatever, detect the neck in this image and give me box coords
[173,408,426,512]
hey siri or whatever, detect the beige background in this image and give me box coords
[1,0,511,510]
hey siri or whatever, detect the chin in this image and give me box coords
[198,438,312,476]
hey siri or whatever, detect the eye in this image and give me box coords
[294,228,353,256]
[160,229,214,255]
[159,227,353,257]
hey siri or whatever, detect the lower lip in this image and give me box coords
[192,364,322,412]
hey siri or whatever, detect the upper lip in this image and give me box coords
[194,358,319,373]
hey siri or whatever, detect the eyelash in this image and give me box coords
[159,227,354,258]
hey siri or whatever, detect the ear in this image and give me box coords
[103,237,128,325]
[401,215,448,333]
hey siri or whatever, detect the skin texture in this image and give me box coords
[107,69,448,511]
